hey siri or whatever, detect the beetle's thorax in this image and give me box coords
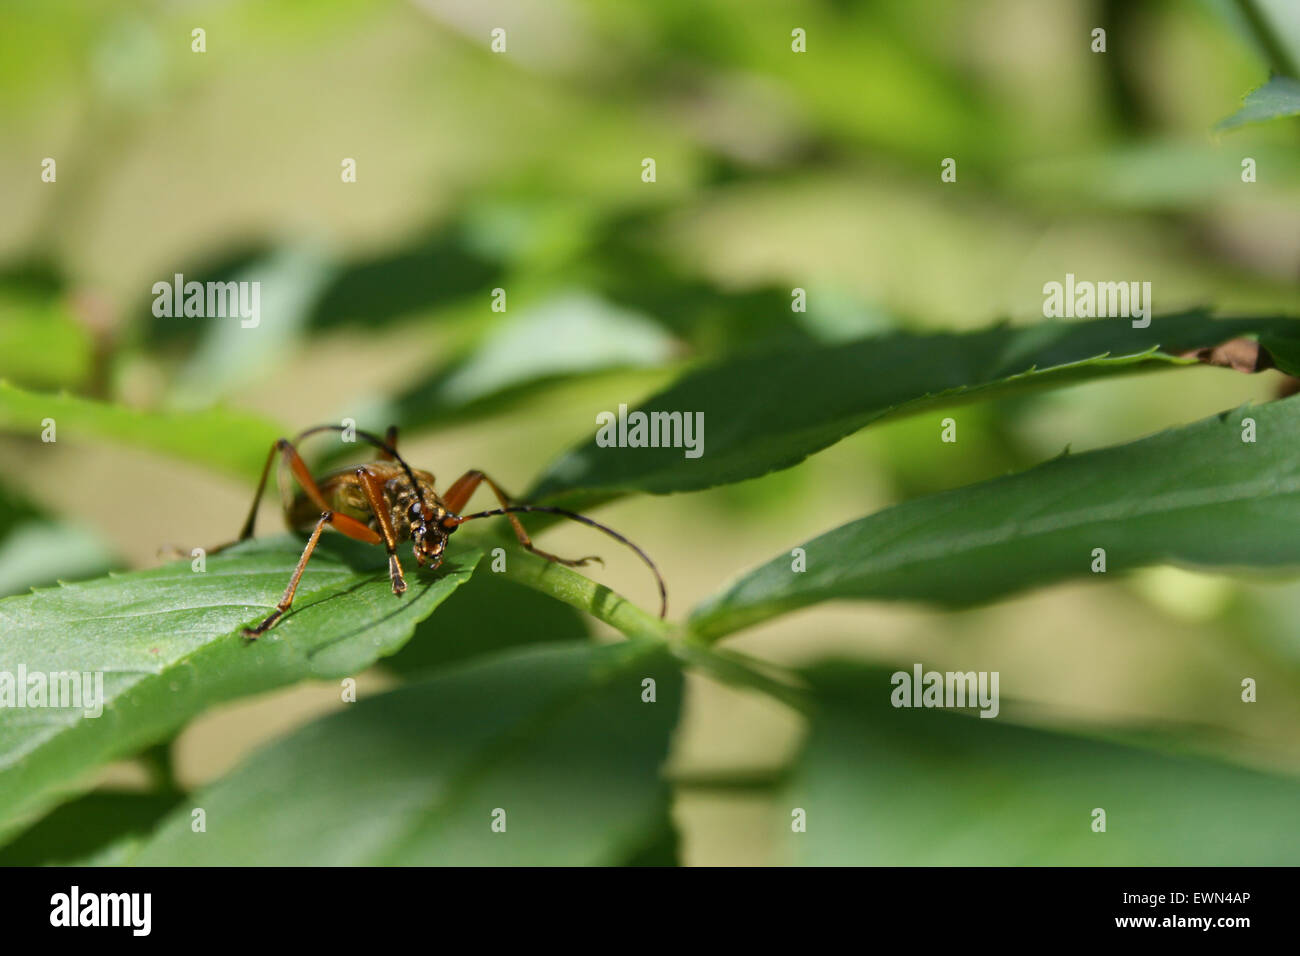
[288,463,455,564]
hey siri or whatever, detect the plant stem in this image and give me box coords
[138,741,181,795]
[1234,0,1300,78]
[673,639,811,714]
[483,542,674,642]
[452,539,813,713]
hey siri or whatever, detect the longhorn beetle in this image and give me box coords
[235,424,666,637]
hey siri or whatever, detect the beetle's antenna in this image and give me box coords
[451,505,667,618]
[293,424,431,508]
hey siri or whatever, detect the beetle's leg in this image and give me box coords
[355,466,407,595]
[235,437,382,545]
[237,440,280,542]
[239,436,335,541]
[442,470,601,568]
[242,505,390,638]
[243,511,331,638]
[245,433,397,541]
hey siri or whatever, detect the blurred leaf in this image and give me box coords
[1230,578,1300,668]
[0,381,284,481]
[459,195,601,272]
[390,291,676,428]
[0,789,180,866]
[137,245,274,351]
[382,567,590,678]
[586,217,820,354]
[0,480,40,544]
[630,0,1008,162]
[0,287,93,390]
[0,535,480,839]
[618,808,680,866]
[0,520,116,598]
[0,480,116,597]
[0,476,115,595]
[169,244,336,409]
[692,396,1300,640]
[1012,140,1300,209]
[1211,0,1300,82]
[1217,75,1300,129]
[531,313,1300,504]
[786,662,1300,864]
[308,228,503,330]
[119,641,681,865]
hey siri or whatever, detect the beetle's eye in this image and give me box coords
[407,502,422,523]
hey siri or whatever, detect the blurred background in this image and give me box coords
[1,0,1298,864]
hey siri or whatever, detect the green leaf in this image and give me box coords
[1217,75,1300,129]
[787,663,1300,864]
[0,789,181,866]
[0,535,480,838]
[388,290,677,429]
[119,641,681,865]
[618,809,680,866]
[0,381,283,482]
[530,313,1300,505]
[692,396,1300,640]
[382,568,590,678]
[306,229,503,330]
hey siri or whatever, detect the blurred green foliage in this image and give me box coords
[0,0,1297,865]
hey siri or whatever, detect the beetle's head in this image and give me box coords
[407,499,456,567]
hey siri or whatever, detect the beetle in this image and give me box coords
[234,423,666,637]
